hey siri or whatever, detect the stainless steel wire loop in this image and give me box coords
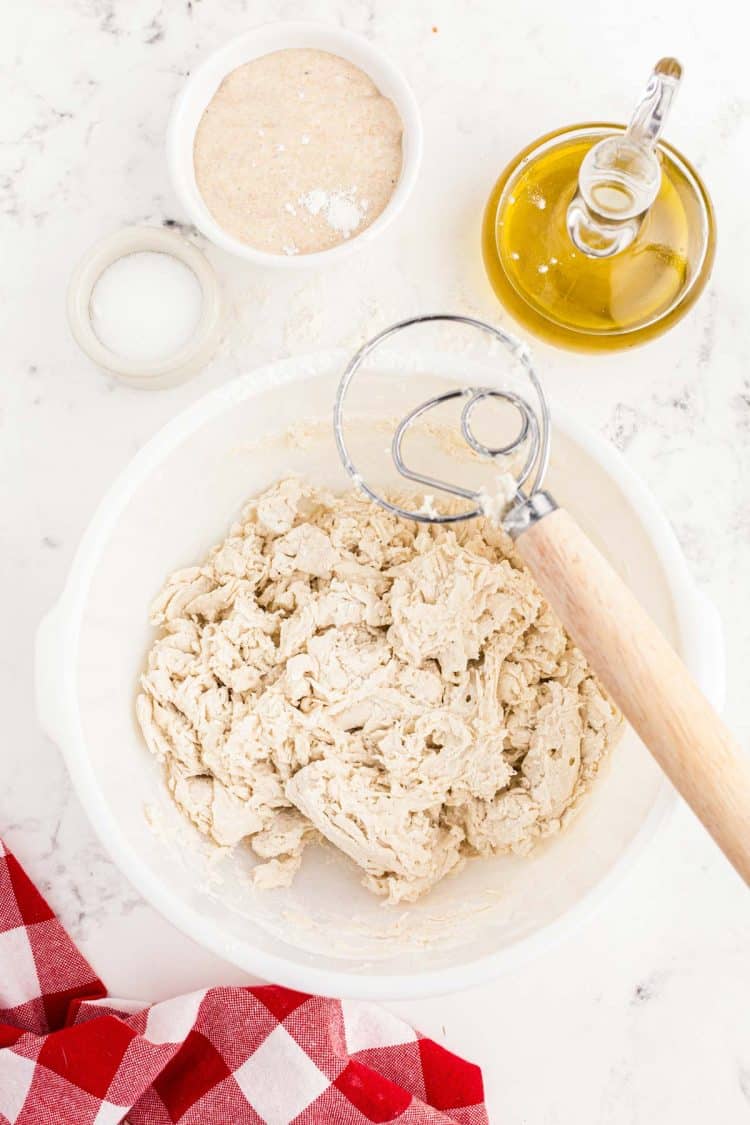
[333,314,550,524]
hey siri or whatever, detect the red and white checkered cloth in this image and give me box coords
[0,840,488,1124]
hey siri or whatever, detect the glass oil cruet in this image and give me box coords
[482,59,716,351]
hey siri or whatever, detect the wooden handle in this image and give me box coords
[516,507,750,885]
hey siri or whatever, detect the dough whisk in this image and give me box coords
[334,314,750,885]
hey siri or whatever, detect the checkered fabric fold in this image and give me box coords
[0,841,488,1124]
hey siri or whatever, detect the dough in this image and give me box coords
[137,477,622,903]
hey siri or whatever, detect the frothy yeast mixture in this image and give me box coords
[193,49,403,255]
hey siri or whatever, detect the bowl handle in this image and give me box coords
[35,604,71,749]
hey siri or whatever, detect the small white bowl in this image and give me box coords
[67,226,223,389]
[166,22,423,268]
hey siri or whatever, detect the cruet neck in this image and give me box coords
[566,58,683,259]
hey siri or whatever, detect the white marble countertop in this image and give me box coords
[4,0,749,1120]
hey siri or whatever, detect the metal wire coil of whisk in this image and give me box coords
[333,314,552,524]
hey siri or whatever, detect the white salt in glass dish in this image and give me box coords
[167,23,423,268]
[35,349,725,1000]
[67,226,223,389]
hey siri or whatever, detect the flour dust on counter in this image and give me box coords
[136,477,622,903]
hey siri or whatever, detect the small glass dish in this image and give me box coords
[67,226,223,388]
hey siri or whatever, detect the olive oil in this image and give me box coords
[482,125,715,352]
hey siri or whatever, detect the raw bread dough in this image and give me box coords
[137,478,622,903]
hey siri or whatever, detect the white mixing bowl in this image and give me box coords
[35,350,724,999]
